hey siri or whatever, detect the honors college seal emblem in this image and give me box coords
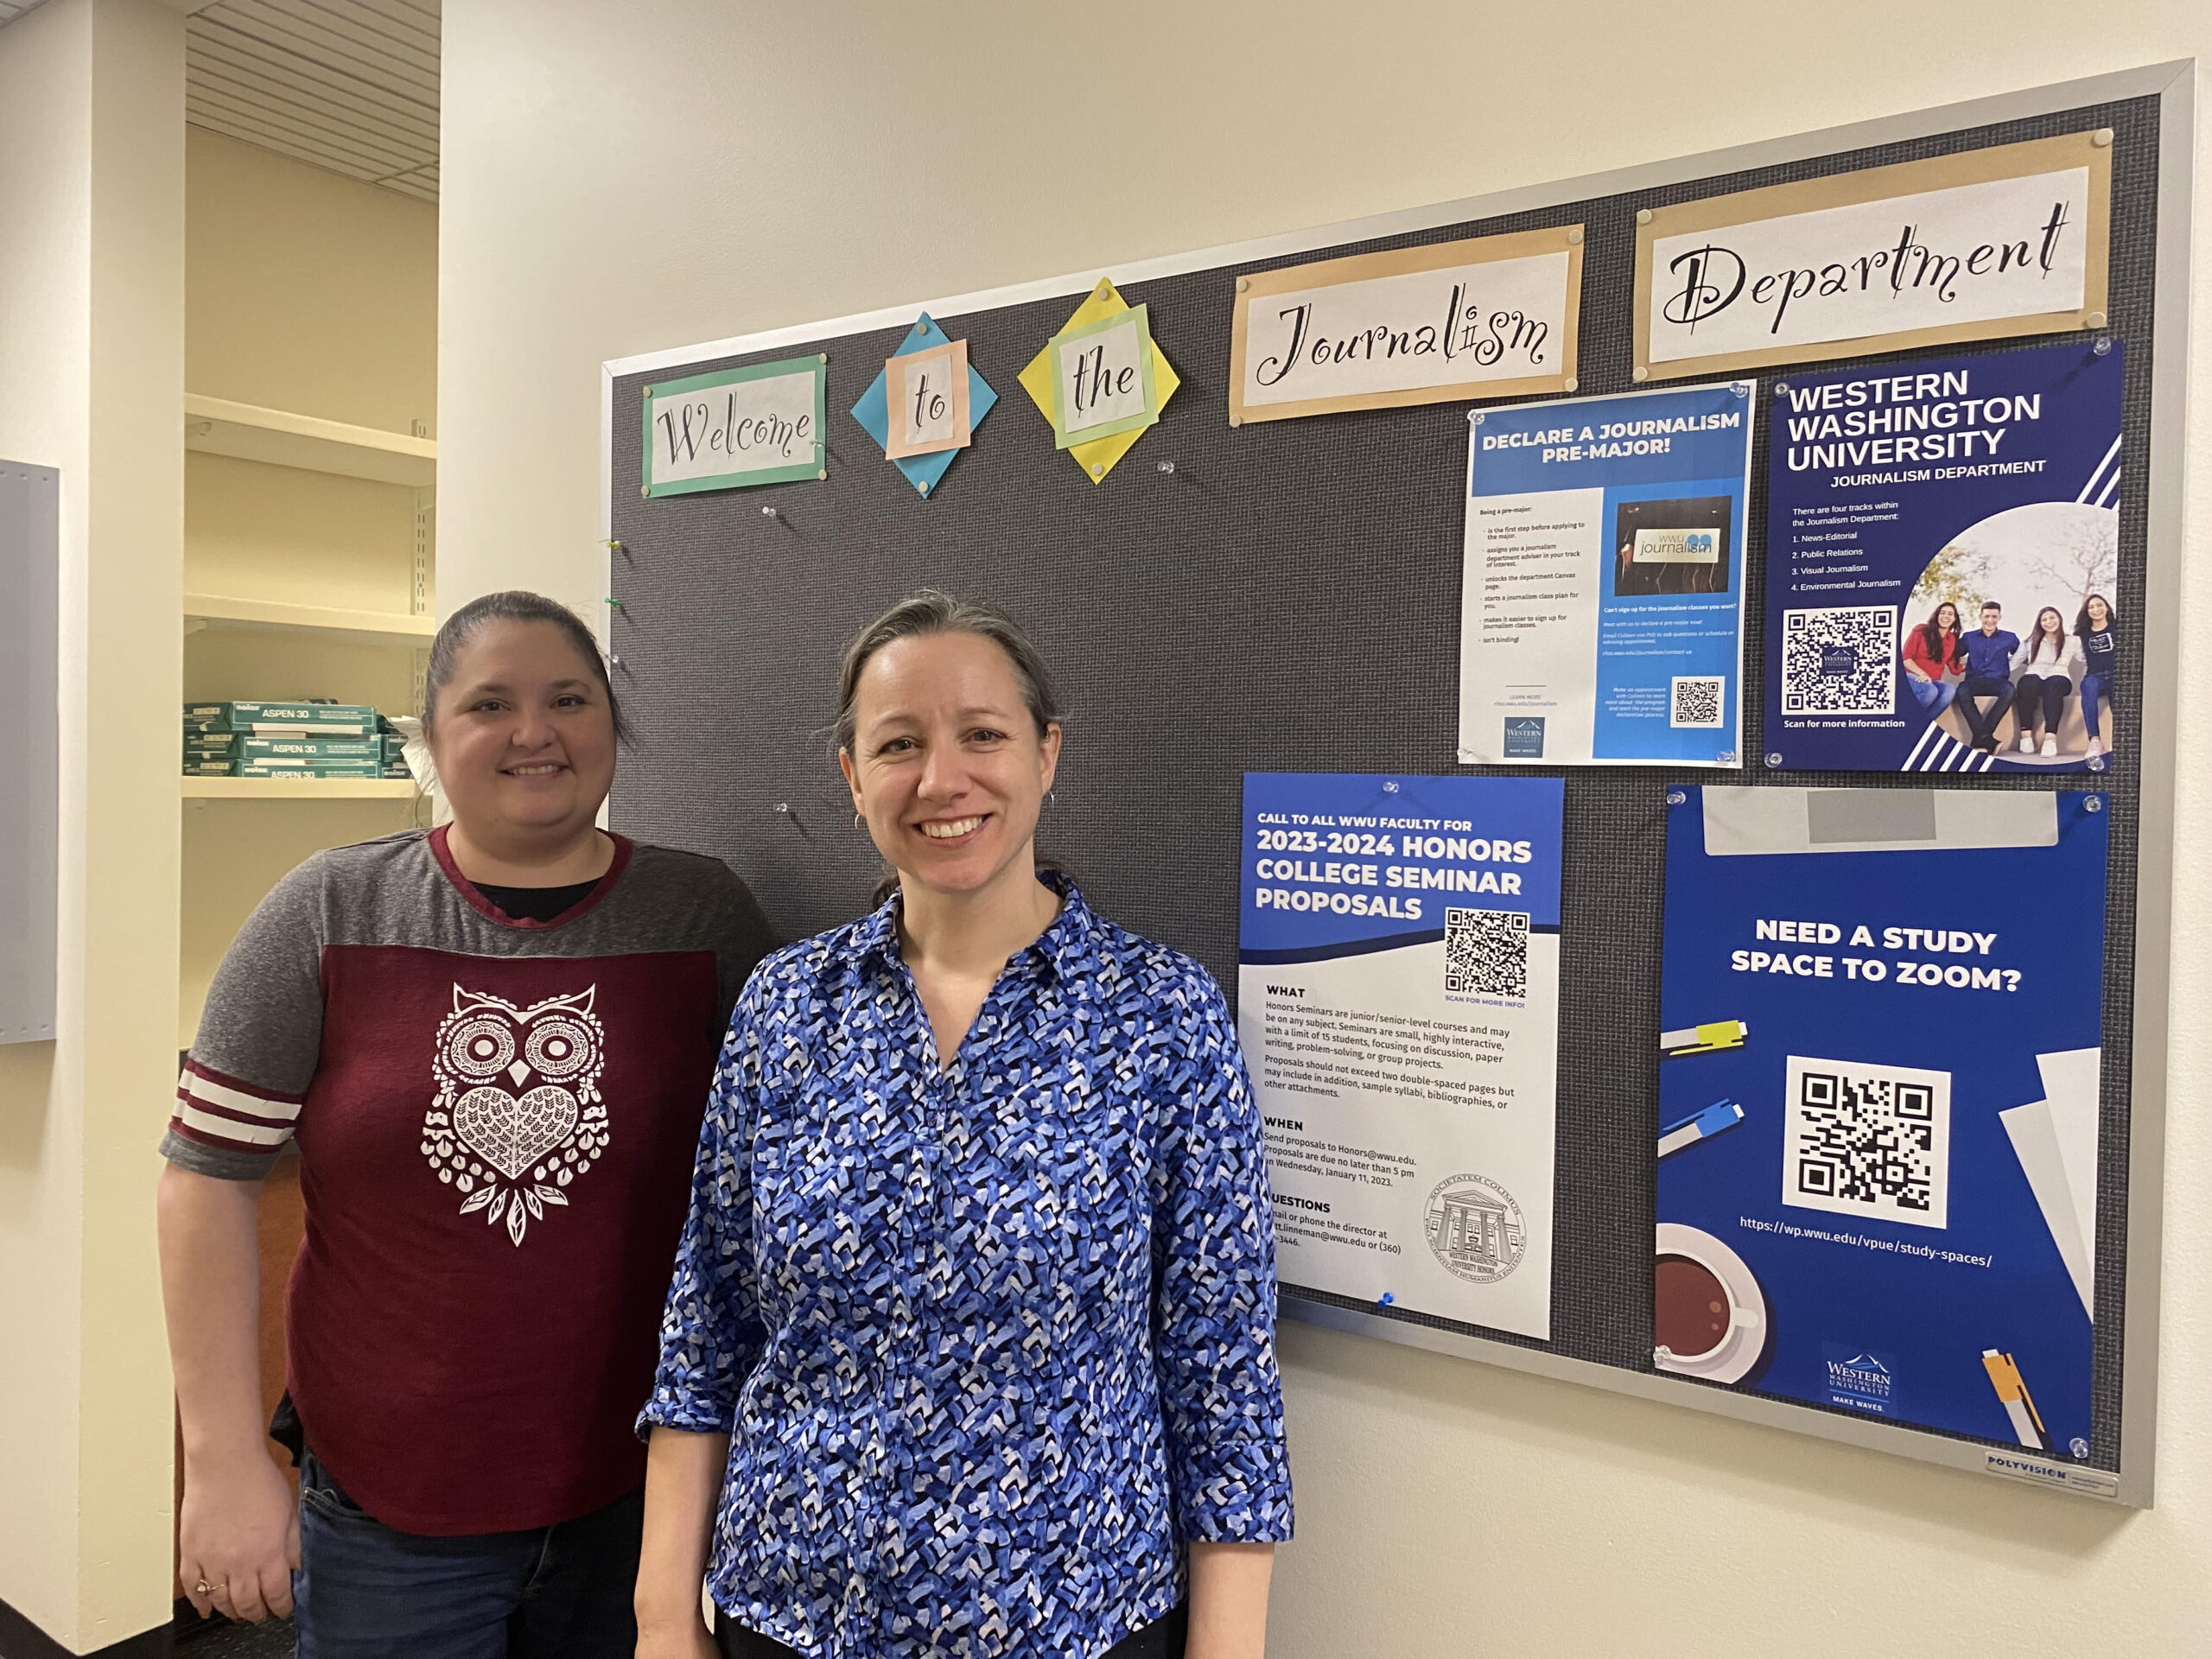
[1424,1173,1526,1284]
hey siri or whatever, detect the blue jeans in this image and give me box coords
[1905,673,1959,717]
[295,1451,642,1659]
[2082,671,2113,739]
[1957,678,2017,747]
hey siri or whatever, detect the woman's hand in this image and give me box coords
[178,1449,299,1622]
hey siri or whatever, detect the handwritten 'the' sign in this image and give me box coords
[1229,226,1584,425]
[642,356,828,496]
[1634,130,2113,381]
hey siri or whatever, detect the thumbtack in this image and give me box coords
[639,484,650,497]
[602,595,623,609]
[1566,226,1583,245]
[1377,1293,1395,1307]
[1637,207,1653,225]
[608,654,624,668]
[1156,460,1176,475]
[2094,337,2113,356]
[1563,378,1579,392]
[2083,311,2107,329]
[2093,128,2113,147]
[1633,366,1650,383]
[762,505,779,518]
[1090,462,1104,478]
[601,538,624,550]
[1236,276,1249,292]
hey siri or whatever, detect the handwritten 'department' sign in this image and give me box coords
[1635,130,2113,381]
[1229,226,1584,425]
[642,355,828,496]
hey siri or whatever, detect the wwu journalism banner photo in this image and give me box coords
[1459,381,1754,766]
[1656,785,2107,1464]
[1763,340,2124,773]
[1239,772,1564,1339]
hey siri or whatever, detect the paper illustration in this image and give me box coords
[849,314,998,498]
[1019,279,1179,484]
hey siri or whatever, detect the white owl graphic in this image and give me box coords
[423,985,607,1246]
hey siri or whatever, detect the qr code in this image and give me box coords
[1445,907,1529,999]
[1781,606,1900,715]
[1783,1056,1950,1229]
[1670,676,1726,728]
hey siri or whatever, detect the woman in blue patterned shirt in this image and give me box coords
[634,592,1294,1659]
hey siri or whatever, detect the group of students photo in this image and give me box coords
[159,589,1292,1659]
[1900,592,2122,761]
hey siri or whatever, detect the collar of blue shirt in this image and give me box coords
[848,866,1096,984]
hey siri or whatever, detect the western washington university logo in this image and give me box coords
[1424,1173,1527,1285]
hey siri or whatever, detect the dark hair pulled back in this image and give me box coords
[422,590,634,745]
[836,590,1065,909]
[834,589,1062,756]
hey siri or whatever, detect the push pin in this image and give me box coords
[602,538,624,551]
[762,505,779,519]
[1156,460,1176,475]
[2094,337,2113,357]
[603,595,624,612]
[1376,1293,1395,1308]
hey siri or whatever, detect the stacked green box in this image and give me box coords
[380,731,411,779]
[182,703,401,779]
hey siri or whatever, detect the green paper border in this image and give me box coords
[1046,304,1160,449]
[643,356,828,496]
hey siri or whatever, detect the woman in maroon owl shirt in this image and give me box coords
[156,592,774,1656]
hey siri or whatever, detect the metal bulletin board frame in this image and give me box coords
[601,62,2192,1507]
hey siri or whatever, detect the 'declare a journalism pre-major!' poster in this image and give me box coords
[1239,772,1564,1339]
[1459,381,1755,766]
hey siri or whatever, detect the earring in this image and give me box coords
[1046,789,1058,808]
[854,811,867,830]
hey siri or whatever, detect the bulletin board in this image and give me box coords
[601,64,2191,1505]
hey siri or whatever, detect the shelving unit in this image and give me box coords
[183,775,418,801]
[185,590,436,646]
[184,392,436,487]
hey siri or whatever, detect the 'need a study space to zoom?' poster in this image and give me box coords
[1239,772,1564,1339]
[1459,381,1754,766]
[1656,785,2108,1477]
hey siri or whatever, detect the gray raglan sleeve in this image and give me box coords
[162,856,329,1181]
[707,865,779,1026]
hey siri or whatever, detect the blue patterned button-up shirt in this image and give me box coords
[641,880,1294,1659]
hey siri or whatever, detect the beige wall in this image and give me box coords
[438,3,2212,1652]
[0,0,184,1649]
[186,125,438,435]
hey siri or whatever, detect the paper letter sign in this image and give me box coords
[1018,279,1179,485]
[886,340,972,458]
[644,356,828,495]
[1230,226,1584,425]
[1635,131,2113,381]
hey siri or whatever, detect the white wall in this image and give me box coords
[438,3,2212,1651]
[0,0,184,1649]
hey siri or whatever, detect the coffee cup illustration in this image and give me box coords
[1654,1222,1770,1385]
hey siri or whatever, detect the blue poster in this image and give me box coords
[1764,340,2125,774]
[1656,785,2107,1462]
[1458,381,1754,766]
[1239,772,1564,1338]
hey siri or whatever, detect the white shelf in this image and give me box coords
[183,776,417,801]
[183,393,436,487]
[184,592,435,647]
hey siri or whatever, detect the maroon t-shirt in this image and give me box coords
[162,828,773,1535]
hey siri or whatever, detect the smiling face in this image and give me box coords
[840,631,1061,902]
[2088,595,2110,628]
[1980,604,2002,634]
[1935,603,1959,632]
[2037,607,2063,642]
[427,620,618,847]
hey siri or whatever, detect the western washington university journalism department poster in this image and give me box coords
[1764,340,2125,774]
[1656,785,2107,1464]
[1238,772,1564,1339]
[1459,381,1755,767]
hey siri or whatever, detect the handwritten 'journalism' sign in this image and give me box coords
[1230,226,1584,424]
[643,355,828,496]
[1634,131,2112,382]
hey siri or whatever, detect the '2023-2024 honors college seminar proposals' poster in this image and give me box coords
[1764,340,2124,773]
[1459,381,1755,767]
[1656,785,2108,1470]
[1238,772,1564,1340]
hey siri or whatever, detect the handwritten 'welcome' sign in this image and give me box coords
[1635,130,2112,381]
[643,356,828,496]
[1229,226,1584,425]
